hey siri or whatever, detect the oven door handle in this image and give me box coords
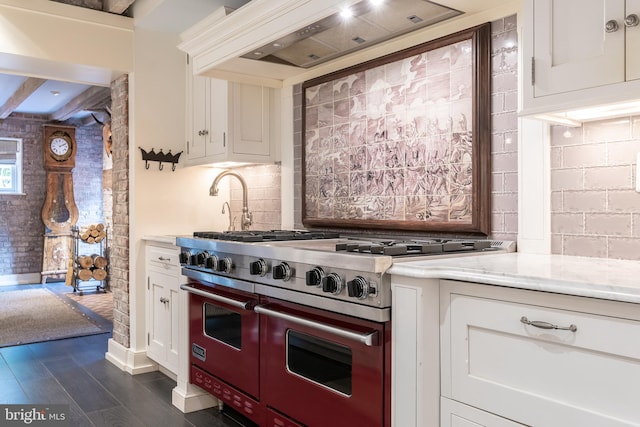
[254,304,379,346]
[180,284,254,310]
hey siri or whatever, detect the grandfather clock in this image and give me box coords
[40,125,79,283]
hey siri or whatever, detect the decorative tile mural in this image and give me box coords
[302,25,491,234]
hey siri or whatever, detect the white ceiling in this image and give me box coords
[0,0,252,120]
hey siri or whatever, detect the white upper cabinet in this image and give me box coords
[521,0,640,117]
[185,60,276,167]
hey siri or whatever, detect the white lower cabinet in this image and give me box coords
[146,243,180,374]
[441,398,525,427]
[440,280,640,427]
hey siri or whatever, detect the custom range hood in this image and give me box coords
[179,0,519,86]
[240,0,462,68]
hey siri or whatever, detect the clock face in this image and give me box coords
[46,131,73,162]
[50,137,70,156]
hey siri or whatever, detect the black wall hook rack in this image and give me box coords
[138,147,183,171]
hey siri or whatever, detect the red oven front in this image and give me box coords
[256,296,391,427]
[185,280,260,400]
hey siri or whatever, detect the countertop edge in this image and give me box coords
[142,235,177,245]
[388,253,640,305]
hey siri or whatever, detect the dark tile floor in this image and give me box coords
[0,290,239,426]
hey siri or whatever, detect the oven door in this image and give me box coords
[182,280,260,399]
[256,296,388,427]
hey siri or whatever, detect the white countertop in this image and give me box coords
[142,235,178,245]
[388,252,640,305]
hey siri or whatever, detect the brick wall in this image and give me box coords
[0,114,104,277]
[109,74,130,347]
[0,114,47,276]
[550,118,640,259]
[293,15,519,240]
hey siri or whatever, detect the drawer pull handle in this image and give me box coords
[520,316,577,332]
[158,256,171,261]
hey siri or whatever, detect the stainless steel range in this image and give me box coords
[177,230,515,427]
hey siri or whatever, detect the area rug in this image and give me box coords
[64,289,113,322]
[0,287,107,347]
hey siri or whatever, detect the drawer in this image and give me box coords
[441,397,526,427]
[441,283,640,427]
[146,245,179,272]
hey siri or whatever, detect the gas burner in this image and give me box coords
[193,230,340,242]
[335,239,493,256]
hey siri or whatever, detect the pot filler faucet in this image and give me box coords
[210,170,253,230]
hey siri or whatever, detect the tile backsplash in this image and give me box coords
[551,117,640,260]
[295,15,519,241]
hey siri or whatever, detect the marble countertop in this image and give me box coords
[388,252,640,305]
[142,235,178,245]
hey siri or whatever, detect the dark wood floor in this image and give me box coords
[0,308,239,426]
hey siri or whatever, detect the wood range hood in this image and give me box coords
[177,0,470,88]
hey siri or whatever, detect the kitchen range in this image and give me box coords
[177,230,515,426]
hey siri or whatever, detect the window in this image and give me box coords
[0,138,23,195]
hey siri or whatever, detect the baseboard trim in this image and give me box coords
[0,273,41,286]
[105,338,158,375]
[172,382,218,413]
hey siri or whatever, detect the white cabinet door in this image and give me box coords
[532,0,625,98]
[442,282,640,427]
[208,78,228,159]
[626,0,640,80]
[184,67,275,166]
[230,83,270,157]
[146,244,180,374]
[147,269,171,363]
[187,73,209,160]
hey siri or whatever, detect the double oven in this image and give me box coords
[178,231,513,426]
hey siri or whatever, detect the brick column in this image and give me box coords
[109,74,130,347]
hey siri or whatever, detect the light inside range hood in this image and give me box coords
[240,0,462,68]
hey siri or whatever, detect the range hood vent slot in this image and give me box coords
[240,0,462,68]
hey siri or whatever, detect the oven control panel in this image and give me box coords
[177,239,392,310]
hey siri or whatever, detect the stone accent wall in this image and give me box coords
[230,164,282,231]
[0,114,104,277]
[550,117,640,259]
[293,15,519,240]
[74,125,104,226]
[109,74,130,347]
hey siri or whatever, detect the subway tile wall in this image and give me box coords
[551,117,640,260]
[230,163,282,231]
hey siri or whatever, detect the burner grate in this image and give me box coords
[335,239,494,256]
[193,230,340,242]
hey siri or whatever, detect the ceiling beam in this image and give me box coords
[103,0,135,14]
[0,78,47,119]
[50,86,111,121]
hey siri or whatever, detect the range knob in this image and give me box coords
[347,276,371,300]
[189,252,206,266]
[205,255,218,270]
[215,257,233,274]
[179,251,190,265]
[272,262,292,281]
[322,273,343,295]
[249,259,268,276]
[305,267,325,287]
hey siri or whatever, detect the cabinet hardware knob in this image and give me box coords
[605,19,620,32]
[159,297,170,304]
[520,316,577,332]
[625,14,639,27]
